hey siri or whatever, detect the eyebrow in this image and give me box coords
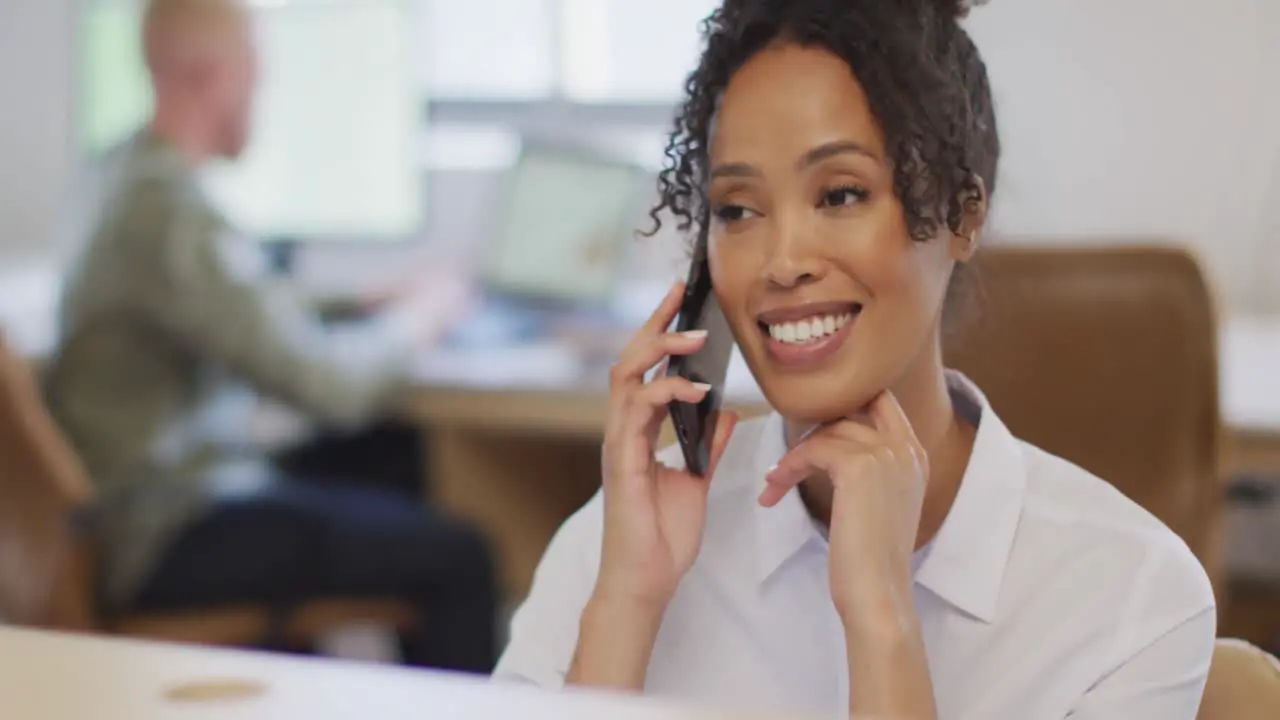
[799,140,879,169]
[709,140,881,180]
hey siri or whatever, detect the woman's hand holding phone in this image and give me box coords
[569,282,738,691]
[598,281,739,609]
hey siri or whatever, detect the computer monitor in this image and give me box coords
[481,140,648,305]
[78,0,423,241]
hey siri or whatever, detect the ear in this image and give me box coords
[948,173,988,263]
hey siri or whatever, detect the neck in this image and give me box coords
[149,105,214,166]
[786,336,975,550]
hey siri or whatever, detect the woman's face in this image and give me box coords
[707,42,972,423]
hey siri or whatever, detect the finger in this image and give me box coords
[634,375,713,410]
[870,390,915,444]
[640,281,686,335]
[821,417,881,446]
[613,377,712,480]
[605,337,695,456]
[702,410,740,478]
[609,281,687,393]
[894,439,929,479]
[608,330,708,394]
[758,438,840,508]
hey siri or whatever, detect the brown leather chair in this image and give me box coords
[943,245,1223,591]
[1198,639,1280,719]
[0,333,416,651]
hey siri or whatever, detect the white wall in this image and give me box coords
[967,0,1275,313]
[1250,0,1280,312]
[0,0,75,268]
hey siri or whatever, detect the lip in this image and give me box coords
[759,308,859,369]
[756,300,861,325]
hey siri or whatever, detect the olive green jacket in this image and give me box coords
[43,131,416,606]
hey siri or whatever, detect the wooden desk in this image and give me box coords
[407,317,1280,604]
[0,627,793,720]
[406,345,768,599]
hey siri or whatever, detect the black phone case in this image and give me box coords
[665,234,735,476]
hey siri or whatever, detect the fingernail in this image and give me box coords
[681,329,708,339]
[692,382,712,392]
[766,463,778,475]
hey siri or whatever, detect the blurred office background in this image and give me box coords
[1,0,1279,669]
[1,0,1278,311]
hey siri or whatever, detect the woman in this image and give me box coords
[494,0,1216,717]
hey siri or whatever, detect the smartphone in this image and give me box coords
[665,237,736,477]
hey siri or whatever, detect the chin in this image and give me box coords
[750,365,877,425]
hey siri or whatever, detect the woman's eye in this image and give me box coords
[820,185,869,208]
[713,204,756,222]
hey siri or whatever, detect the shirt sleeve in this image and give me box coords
[1066,539,1217,719]
[1066,607,1215,719]
[491,492,604,689]
[143,191,418,428]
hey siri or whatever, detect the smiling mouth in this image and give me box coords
[758,307,860,344]
[756,303,863,368]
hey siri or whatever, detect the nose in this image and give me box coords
[762,214,824,289]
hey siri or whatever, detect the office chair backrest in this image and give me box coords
[0,334,97,628]
[1198,639,1280,719]
[944,245,1222,586]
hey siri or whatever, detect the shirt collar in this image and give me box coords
[751,411,817,586]
[750,371,1027,623]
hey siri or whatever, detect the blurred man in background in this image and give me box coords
[42,0,497,672]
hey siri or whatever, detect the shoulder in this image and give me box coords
[1019,442,1206,570]
[1013,442,1215,638]
[90,166,231,281]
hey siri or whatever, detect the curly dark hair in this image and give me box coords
[647,0,1000,251]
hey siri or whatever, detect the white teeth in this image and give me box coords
[765,312,855,345]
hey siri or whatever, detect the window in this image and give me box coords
[420,0,557,100]
[206,0,422,239]
[80,0,715,177]
[421,0,716,169]
[79,0,423,240]
[559,0,719,103]
[79,0,150,153]
[422,0,715,103]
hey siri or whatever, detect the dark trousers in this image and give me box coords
[131,423,496,673]
[273,420,429,499]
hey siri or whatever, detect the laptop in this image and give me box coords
[448,139,650,346]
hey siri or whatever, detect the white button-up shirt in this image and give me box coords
[494,373,1216,719]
